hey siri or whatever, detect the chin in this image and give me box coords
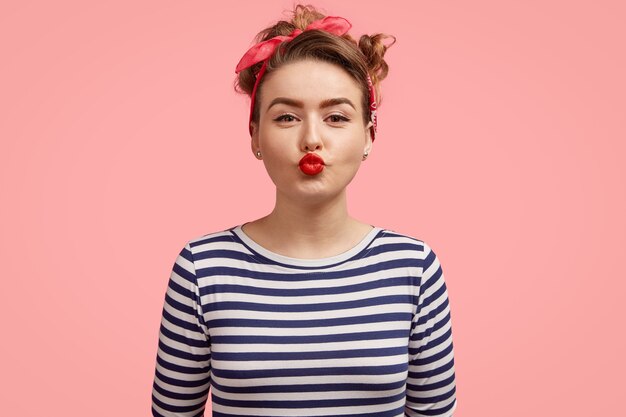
[293,181,352,202]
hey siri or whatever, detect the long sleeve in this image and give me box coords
[152,243,212,417]
[405,242,457,416]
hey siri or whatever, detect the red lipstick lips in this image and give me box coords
[298,153,325,176]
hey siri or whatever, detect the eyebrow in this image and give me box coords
[267,97,356,111]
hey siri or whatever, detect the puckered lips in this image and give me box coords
[298,153,325,176]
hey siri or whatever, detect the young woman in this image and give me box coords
[152,5,457,417]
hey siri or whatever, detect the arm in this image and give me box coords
[152,243,212,417]
[405,242,457,417]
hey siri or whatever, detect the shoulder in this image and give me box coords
[372,227,445,275]
[374,227,434,257]
[180,225,255,270]
[187,225,239,252]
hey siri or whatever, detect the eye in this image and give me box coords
[274,114,298,123]
[327,114,350,123]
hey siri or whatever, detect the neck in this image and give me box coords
[249,190,367,257]
[241,185,375,259]
[271,188,351,235]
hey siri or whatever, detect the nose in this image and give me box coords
[300,118,323,152]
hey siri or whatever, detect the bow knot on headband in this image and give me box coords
[235,16,378,140]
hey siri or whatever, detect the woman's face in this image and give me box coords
[251,59,373,203]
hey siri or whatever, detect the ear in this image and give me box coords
[250,121,260,157]
[364,121,374,155]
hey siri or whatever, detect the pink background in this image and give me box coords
[1,0,624,415]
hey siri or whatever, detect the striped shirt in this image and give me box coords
[152,225,457,417]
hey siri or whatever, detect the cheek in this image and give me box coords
[334,137,366,163]
[330,146,364,182]
[338,150,363,168]
[260,143,295,180]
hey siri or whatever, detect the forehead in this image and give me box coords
[260,60,363,105]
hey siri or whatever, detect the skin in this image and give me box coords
[244,59,374,259]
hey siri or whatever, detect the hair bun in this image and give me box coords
[359,33,396,86]
[291,4,326,30]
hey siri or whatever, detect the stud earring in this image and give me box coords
[256,151,262,159]
[362,151,369,160]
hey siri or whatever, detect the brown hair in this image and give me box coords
[235,4,395,126]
